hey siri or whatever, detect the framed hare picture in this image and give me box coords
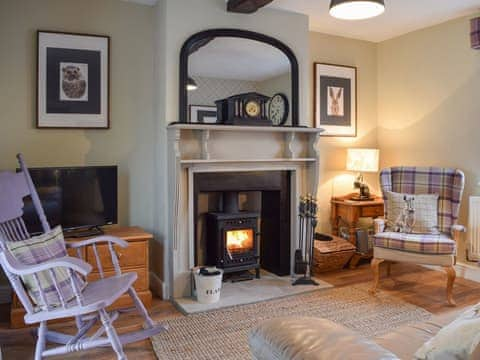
[37,31,110,129]
[314,63,356,137]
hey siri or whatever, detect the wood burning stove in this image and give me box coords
[206,192,260,279]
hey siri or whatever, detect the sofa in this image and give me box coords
[249,307,478,359]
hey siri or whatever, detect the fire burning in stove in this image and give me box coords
[226,229,254,253]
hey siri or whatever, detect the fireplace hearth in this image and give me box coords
[206,191,260,279]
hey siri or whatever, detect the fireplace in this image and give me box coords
[206,191,260,279]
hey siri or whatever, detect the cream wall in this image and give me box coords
[0,0,155,231]
[377,15,480,261]
[310,32,379,231]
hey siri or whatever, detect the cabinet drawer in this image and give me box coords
[361,206,383,217]
[87,268,148,291]
[86,241,147,272]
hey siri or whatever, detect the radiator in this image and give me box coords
[467,196,480,261]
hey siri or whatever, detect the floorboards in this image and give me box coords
[1,262,480,359]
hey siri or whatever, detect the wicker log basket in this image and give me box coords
[312,234,356,274]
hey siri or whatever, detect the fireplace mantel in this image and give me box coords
[165,123,323,299]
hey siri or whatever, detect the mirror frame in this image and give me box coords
[179,28,299,126]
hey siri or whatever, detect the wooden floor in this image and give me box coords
[1,262,480,359]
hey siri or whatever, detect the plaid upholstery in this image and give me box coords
[379,167,465,234]
[374,232,456,255]
[5,226,85,308]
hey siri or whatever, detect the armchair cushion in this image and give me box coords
[5,226,85,308]
[385,192,440,234]
[374,232,456,255]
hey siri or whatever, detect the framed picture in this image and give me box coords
[37,31,110,128]
[314,63,356,137]
[189,105,217,124]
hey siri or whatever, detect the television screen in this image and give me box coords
[21,166,117,234]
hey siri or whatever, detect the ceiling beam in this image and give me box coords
[227,0,274,14]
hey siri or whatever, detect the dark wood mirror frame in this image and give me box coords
[178,28,299,126]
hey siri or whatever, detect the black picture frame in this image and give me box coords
[189,105,218,123]
[178,29,300,127]
[37,30,110,129]
[314,63,357,137]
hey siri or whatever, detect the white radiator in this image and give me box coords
[467,196,480,261]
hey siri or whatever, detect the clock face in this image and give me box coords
[245,100,261,117]
[268,93,288,126]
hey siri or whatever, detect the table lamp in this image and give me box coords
[346,148,379,201]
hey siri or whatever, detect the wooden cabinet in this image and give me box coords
[330,194,384,269]
[10,226,152,328]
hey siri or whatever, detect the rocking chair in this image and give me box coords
[0,154,166,359]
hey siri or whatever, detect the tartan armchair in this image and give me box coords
[369,167,465,306]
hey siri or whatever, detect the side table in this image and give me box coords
[330,194,384,268]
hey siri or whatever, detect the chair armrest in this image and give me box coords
[451,224,466,242]
[0,251,92,277]
[374,218,386,234]
[66,235,129,249]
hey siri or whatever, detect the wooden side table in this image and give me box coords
[330,194,384,268]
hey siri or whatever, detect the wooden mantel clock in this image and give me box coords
[215,92,272,126]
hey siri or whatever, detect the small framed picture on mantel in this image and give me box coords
[314,63,357,137]
[37,31,110,129]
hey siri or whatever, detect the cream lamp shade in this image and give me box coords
[346,148,379,172]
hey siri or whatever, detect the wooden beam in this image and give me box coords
[227,0,274,14]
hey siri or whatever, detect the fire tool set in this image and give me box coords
[293,194,319,286]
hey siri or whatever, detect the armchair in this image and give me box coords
[369,167,465,306]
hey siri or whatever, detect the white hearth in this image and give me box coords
[166,124,323,299]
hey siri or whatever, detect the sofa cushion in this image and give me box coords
[374,232,456,255]
[249,317,399,360]
[5,226,85,308]
[414,303,480,359]
[385,192,440,234]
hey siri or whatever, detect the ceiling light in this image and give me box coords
[187,77,198,91]
[329,0,385,20]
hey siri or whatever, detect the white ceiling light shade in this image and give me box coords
[329,0,385,20]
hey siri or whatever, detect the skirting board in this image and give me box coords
[150,271,167,299]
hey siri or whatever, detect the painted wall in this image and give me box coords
[377,15,480,261]
[309,32,379,231]
[0,0,155,233]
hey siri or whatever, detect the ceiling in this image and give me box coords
[123,0,480,43]
[189,37,290,81]
[268,0,480,42]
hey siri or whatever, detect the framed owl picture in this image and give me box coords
[314,63,356,137]
[37,31,110,128]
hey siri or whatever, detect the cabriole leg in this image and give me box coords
[444,265,456,306]
[369,258,385,295]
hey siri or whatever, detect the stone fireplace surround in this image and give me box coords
[167,124,322,299]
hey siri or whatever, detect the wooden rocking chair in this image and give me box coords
[0,154,166,359]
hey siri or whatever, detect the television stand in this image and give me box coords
[64,226,104,238]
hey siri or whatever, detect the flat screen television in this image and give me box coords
[21,166,118,235]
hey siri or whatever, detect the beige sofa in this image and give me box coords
[249,308,476,359]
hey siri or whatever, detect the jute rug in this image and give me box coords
[151,284,431,360]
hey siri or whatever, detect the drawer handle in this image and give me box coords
[117,251,123,259]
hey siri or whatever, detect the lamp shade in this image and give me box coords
[329,0,385,20]
[346,148,379,172]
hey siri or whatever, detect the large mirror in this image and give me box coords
[179,29,299,126]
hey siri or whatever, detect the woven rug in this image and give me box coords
[151,284,431,360]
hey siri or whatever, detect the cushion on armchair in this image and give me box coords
[385,192,439,234]
[5,226,85,308]
[374,232,456,255]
